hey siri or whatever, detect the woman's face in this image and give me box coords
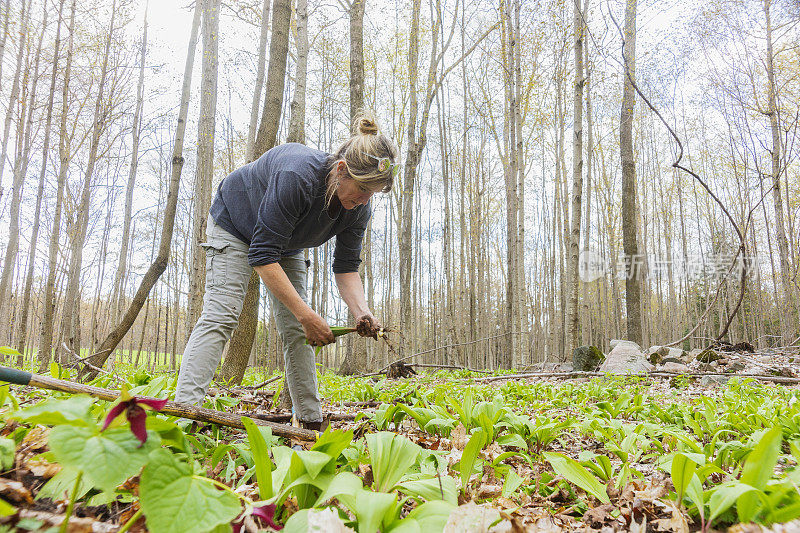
[335,163,379,210]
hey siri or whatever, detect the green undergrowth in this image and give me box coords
[0,364,799,531]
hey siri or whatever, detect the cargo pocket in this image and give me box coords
[200,240,230,289]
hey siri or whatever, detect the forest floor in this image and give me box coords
[0,355,799,532]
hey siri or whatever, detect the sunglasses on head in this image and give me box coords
[362,152,401,176]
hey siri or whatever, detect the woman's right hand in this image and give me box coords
[300,310,335,347]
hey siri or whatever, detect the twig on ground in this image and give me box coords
[472,370,800,385]
[409,363,492,373]
[61,343,122,384]
[237,375,282,390]
[243,411,361,423]
[364,332,517,377]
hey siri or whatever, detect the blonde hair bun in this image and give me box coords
[355,113,379,136]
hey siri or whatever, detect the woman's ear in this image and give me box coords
[337,160,347,176]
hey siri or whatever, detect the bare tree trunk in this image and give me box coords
[187,0,221,333]
[0,0,28,205]
[60,0,118,358]
[339,0,366,376]
[500,0,518,368]
[222,0,291,384]
[513,0,525,367]
[764,0,797,342]
[581,0,593,345]
[246,0,271,156]
[110,9,148,321]
[0,0,10,94]
[38,0,74,371]
[566,0,585,356]
[286,0,308,144]
[83,0,203,375]
[0,0,41,348]
[349,0,365,120]
[399,0,422,356]
[620,0,642,345]
[14,0,58,358]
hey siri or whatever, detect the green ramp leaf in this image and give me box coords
[242,417,273,499]
[671,452,698,503]
[708,481,757,525]
[543,452,610,504]
[396,475,458,505]
[403,500,457,532]
[367,432,421,492]
[737,426,782,523]
[459,428,486,492]
[337,487,397,533]
[140,448,241,533]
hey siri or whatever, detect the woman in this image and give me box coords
[175,114,399,431]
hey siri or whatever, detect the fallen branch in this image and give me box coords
[61,343,122,384]
[238,375,282,390]
[243,411,361,423]
[409,363,492,373]
[0,508,119,533]
[473,370,800,385]
[0,366,316,441]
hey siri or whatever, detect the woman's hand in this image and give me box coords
[356,314,381,339]
[300,311,335,347]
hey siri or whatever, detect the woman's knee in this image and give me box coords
[197,305,240,331]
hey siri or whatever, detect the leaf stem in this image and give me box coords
[117,507,143,533]
[59,470,82,533]
[202,476,252,504]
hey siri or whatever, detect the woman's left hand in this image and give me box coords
[356,314,381,339]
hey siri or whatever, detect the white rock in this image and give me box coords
[660,362,690,373]
[610,339,642,351]
[600,341,654,374]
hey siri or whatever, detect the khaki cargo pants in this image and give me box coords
[175,217,322,422]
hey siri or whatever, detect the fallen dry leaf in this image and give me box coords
[0,477,33,504]
[583,503,614,529]
[307,507,355,532]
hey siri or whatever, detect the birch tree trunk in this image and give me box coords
[83,1,203,375]
[620,0,642,345]
[38,0,74,371]
[222,0,291,384]
[187,0,221,333]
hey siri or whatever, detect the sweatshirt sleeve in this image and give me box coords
[332,205,371,274]
[248,171,312,266]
